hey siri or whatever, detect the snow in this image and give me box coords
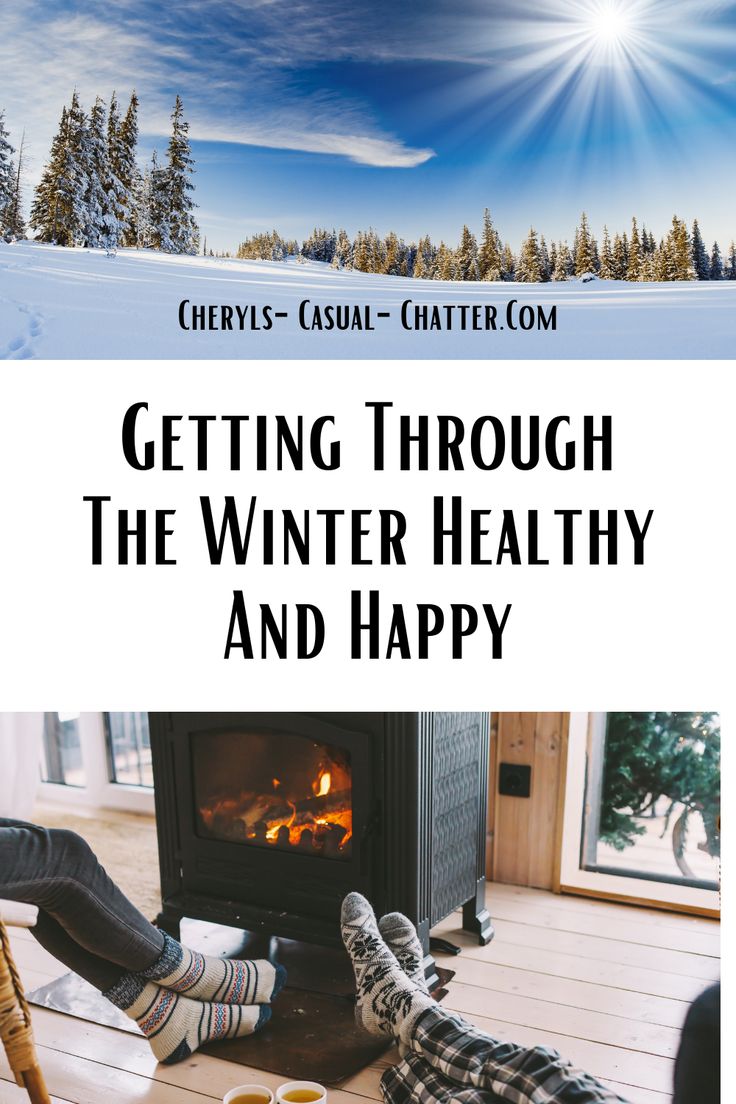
[1,240,734,359]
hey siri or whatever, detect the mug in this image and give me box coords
[224,1084,275,1104]
[276,1081,327,1104]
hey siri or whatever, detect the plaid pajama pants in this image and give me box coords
[381,1008,631,1104]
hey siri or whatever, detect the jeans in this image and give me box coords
[0,818,164,990]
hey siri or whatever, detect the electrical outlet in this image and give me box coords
[498,762,531,797]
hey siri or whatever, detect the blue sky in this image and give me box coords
[2,0,735,251]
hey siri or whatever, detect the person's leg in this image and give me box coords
[0,819,164,971]
[0,821,284,1003]
[342,894,630,1104]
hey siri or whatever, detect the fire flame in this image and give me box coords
[314,770,331,797]
[199,761,351,855]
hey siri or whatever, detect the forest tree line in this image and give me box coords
[235,211,736,282]
[3,102,735,281]
[0,93,199,254]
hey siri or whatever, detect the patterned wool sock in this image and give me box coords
[104,975,271,1065]
[140,932,286,1005]
[341,892,435,1043]
[378,912,429,993]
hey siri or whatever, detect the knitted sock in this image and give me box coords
[140,932,286,1005]
[104,975,270,1065]
[378,912,429,993]
[341,892,435,1043]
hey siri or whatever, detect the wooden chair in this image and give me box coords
[0,901,52,1103]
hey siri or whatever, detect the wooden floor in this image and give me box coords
[2,884,719,1104]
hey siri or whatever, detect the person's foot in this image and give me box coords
[378,912,429,993]
[142,933,286,1005]
[341,892,434,1041]
[105,977,271,1064]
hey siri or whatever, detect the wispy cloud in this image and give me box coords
[0,0,437,175]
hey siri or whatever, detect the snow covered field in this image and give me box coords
[1,240,734,359]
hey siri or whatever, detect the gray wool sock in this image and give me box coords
[341,892,434,1043]
[378,912,429,993]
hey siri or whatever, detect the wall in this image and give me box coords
[487,712,569,890]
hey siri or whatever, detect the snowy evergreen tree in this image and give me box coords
[690,219,709,279]
[477,208,502,280]
[726,242,736,281]
[160,95,199,254]
[455,224,478,280]
[709,241,723,281]
[574,211,596,275]
[0,111,16,238]
[331,228,352,269]
[2,129,26,239]
[500,242,515,281]
[599,226,614,279]
[436,242,455,281]
[539,235,551,281]
[552,241,572,281]
[383,230,401,275]
[626,217,643,280]
[82,97,113,248]
[105,93,130,249]
[32,91,90,246]
[516,227,542,282]
[119,92,140,245]
[667,216,694,280]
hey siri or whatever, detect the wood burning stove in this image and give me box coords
[150,712,492,980]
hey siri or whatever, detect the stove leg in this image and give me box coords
[154,906,183,941]
[462,878,494,946]
[417,918,440,990]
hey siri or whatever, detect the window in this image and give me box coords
[560,712,720,913]
[105,712,153,787]
[40,712,85,786]
[37,713,155,813]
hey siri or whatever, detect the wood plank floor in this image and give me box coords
[2,884,719,1104]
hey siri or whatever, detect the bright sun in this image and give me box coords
[588,3,633,44]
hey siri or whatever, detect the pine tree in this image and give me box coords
[626,217,643,280]
[3,129,26,239]
[118,92,140,246]
[0,110,16,239]
[516,227,542,282]
[574,211,596,276]
[709,241,723,281]
[455,224,478,280]
[690,220,709,280]
[383,230,400,275]
[500,242,515,281]
[539,235,551,282]
[34,90,90,246]
[331,228,352,269]
[552,241,572,281]
[82,97,113,248]
[599,226,614,279]
[667,216,694,280]
[611,234,626,279]
[436,242,455,281]
[726,242,736,281]
[160,95,199,254]
[105,93,130,250]
[477,208,502,280]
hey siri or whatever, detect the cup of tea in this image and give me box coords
[276,1081,327,1104]
[224,1085,275,1104]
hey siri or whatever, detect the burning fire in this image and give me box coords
[314,770,331,797]
[199,760,352,857]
